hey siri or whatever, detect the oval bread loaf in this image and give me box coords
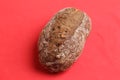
[38,7,91,72]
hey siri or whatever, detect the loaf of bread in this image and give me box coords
[38,7,91,72]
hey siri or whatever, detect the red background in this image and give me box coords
[0,0,120,80]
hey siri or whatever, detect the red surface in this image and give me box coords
[0,0,120,80]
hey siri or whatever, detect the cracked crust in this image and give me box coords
[38,7,91,72]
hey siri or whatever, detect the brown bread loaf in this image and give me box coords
[38,7,91,72]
